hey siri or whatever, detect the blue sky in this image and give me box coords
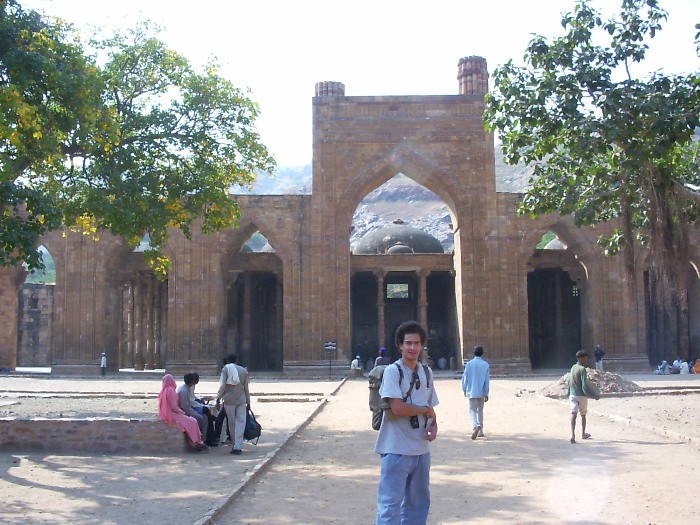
[24,0,700,167]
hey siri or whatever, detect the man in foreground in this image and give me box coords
[461,345,490,440]
[568,350,600,443]
[375,320,439,525]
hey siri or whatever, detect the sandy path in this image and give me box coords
[216,376,700,525]
[1,373,699,524]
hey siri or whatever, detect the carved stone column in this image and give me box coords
[418,270,429,331]
[153,279,165,369]
[374,271,385,348]
[134,272,144,370]
[123,281,134,369]
[144,273,154,370]
[242,272,252,361]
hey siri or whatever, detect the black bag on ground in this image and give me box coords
[244,407,262,444]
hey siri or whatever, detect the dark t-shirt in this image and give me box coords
[374,356,391,367]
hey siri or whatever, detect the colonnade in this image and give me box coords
[370,269,430,345]
[120,272,167,370]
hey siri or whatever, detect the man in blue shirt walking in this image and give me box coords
[461,345,490,440]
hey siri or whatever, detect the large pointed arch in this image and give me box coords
[341,145,462,368]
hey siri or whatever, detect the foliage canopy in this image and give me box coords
[484,0,700,310]
[1,0,275,277]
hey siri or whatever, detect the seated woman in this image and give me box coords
[158,374,207,451]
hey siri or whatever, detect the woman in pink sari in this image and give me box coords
[158,374,207,451]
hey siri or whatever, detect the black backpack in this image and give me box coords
[244,407,262,444]
[368,362,430,430]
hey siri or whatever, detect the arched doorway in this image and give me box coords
[17,245,56,367]
[527,232,583,368]
[224,231,283,371]
[349,174,458,367]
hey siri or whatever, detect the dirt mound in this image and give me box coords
[539,369,644,399]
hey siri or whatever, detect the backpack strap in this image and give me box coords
[401,363,425,402]
[421,364,430,389]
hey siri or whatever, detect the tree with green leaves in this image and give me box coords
[1,0,275,277]
[484,0,700,344]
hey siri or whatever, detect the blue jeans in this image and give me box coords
[376,453,431,525]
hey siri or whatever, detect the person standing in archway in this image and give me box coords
[594,345,606,370]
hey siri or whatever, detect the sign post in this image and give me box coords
[324,341,337,380]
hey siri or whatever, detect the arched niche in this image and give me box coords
[17,244,56,367]
[527,230,585,369]
[222,225,283,372]
[106,235,168,371]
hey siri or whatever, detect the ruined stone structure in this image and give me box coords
[2,56,699,375]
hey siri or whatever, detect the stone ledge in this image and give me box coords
[0,417,189,454]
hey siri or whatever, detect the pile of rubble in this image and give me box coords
[539,369,644,399]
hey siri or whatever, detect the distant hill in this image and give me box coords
[231,165,312,195]
[234,145,532,196]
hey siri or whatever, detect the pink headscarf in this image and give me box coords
[158,374,178,424]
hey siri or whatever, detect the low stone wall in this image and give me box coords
[0,417,189,454]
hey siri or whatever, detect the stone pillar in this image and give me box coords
[315,81,345,97]
[0,266,25,369]
[276,276,283,357]
[123,281,134,369]
[134,273,144,370]
[457,56,489,95]
[374,271,386,348]
[145,273,154,370]
[153,280,164,369]
[418,270,429,331]
[242,272,252,361]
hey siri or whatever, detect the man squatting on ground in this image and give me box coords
[216,354,251,455]
[375,320,439,525]
[568,349,600,444]
[461,345,490,440]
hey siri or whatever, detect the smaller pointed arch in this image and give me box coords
[24,245,56,284]
[241,231,276,253]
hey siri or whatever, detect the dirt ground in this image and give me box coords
[1,372,700,525]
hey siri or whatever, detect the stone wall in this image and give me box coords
[0,417,188,454]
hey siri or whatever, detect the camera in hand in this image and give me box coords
[410,415,420,429]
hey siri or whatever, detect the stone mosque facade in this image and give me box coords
[2,56,700,376]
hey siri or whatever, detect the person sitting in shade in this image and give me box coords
[671,357,683,374]
[350,355,364,377]
[158,374,207,451]
[655,360,670,375]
